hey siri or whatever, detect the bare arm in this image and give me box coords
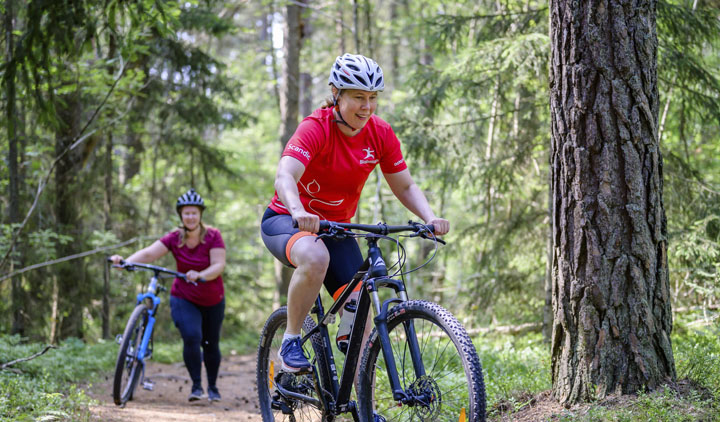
[384,169,449,235]
[110,240,169,266]
[275,156,320,233]
[186,248,226,282]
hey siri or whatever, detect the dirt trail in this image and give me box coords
[87,353,264,422]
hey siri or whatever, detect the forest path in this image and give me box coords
[87,353,264,422]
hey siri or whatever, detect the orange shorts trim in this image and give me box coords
[285,231,317,267]
[332,282,363,302]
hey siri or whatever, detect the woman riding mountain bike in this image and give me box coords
[110,188,227,402]
[260,53,449,421]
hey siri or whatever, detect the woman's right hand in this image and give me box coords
[293,210,320,233]
[109,255,124,267]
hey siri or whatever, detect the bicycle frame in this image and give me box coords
[133,274,162,363]
[295,234,429,416]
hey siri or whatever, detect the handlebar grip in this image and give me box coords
[291,219,330,233]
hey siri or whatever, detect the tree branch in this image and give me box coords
[0,345,57,370]
[0,235,154,283]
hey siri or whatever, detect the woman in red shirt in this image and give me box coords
[260,55,449,416]
[111,189,226,403]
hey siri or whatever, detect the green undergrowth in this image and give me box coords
[474,331,551,412]
[0,335,116,422]
[482,320,720,421]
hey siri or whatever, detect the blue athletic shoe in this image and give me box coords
[278,337,312,373]
[207,386,221,402]
[188,386,204,402]
[374,413,386,422]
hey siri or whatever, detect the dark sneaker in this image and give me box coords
[277,337,312,373]
[208,386,221,402]
[188,386,204,402]
[373,413,386,422]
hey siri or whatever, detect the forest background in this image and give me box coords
[0,0,719,418]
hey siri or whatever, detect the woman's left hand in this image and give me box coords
[186,270,202,282]
[427,218,449,236]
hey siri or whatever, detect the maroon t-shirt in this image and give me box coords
[160,227,225,306]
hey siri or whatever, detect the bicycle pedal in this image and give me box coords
[142,379,155,391]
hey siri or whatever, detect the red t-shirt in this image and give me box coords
[160,227,225,307]
[269,108,408,222]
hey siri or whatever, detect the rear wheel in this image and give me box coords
[113,303,149,406]
[257,306,332,422]
[357,300,486,421]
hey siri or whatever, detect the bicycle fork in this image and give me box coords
[366,240,428,405]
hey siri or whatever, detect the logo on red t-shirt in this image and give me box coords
[360,147,379,165]
[287,144,311,160]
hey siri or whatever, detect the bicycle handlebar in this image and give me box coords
[292,220,446,244]
[106,258,207,284]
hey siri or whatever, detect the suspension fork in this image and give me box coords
[366,239,427,402]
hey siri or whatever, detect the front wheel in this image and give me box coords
[358,300,486,422]
[113,303,149,406]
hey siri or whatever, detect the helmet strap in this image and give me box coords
[331,92,357,132]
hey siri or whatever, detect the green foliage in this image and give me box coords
[0,335,115,422]
[476,333,550,411]
[555,388,719,421]
[674,325,720,399]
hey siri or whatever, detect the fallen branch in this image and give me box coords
[0,345,57,370]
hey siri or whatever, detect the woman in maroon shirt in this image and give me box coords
[111,189,226,403]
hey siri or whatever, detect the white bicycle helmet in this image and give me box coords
[329,53,385,92]
[176,188,205,214]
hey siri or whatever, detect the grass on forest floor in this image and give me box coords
[1,317,718,422]
[479,317,720,422]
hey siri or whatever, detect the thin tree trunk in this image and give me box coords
[336,1,346,54]
[352,0,360,52]
[278,0,303,148]
[390,1,398,87]
[549,0,674,404]
[268,3,281,111]
[102,134,113,339]
[485,75,500,220]
[49,274,59,344]
[275,0,307,299]
[364,0,373,56]
[6,0,25,336]
[55,91,86,340]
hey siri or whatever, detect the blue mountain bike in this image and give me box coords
[108,259,204,406]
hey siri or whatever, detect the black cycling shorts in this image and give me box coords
[260,208,364,298]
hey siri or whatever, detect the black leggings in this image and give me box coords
[170,296,225,389]
[260,208,364,297]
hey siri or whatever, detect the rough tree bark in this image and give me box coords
[549,0,675,404]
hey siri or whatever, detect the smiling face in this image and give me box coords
[180,206,202,231]
[334,88,378,132]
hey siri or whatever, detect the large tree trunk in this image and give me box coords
[55,91,86,340]
[549,0,674,404]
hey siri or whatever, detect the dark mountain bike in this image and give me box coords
[108,259,204,406]
[257,221,486,421]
